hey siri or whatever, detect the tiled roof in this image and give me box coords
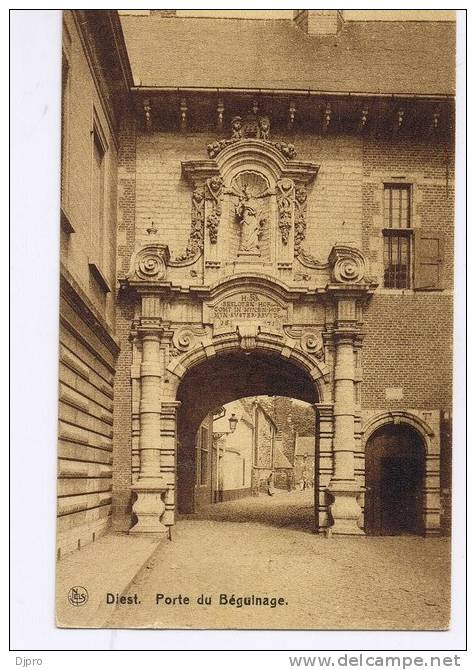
[295,436,315,457]
[120,16,455,96]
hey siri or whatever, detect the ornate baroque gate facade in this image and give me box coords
[120,129,380,536]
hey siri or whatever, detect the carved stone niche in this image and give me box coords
[181,139,319,278]
[126,243,170,283]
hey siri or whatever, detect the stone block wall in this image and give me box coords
[61,11,118,325]
[57,276,118,557]
[58,12,121,555]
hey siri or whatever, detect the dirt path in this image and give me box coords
[107,491,450,630]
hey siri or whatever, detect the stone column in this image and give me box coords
[327,328,363,535]
[130,329,168,534]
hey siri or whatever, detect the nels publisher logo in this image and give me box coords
[68,586,88,607]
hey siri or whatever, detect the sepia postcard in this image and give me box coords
[56,8,457,630]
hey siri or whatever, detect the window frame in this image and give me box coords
[382,183,414,290]
[90,109,109,271]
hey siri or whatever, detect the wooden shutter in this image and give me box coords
[414,229,445,290]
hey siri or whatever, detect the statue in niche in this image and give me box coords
[227,180,270,255]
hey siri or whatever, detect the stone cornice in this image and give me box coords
[72,10,133,140]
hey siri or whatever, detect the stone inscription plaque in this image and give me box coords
[213,292,286,331]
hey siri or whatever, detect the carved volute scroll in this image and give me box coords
[127,243,170,282]
[328,245,367,284]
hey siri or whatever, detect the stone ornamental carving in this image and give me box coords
[180,136,319,272]
[329,245,367,284]
[172,187,205,264]
[205,176,225,244]
[300,330,324,356]
[236,323,261,350]
[294,186,308,255]
[207,110,296,161]
[258,115,270,141]
[276,178,294,245]
[172,326,206,353]
[271,142,297,160]
[231,115,243,140]
[172,329,197,353]
[129,244,170,281]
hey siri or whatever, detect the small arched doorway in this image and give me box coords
[175,349,319,520]
[365,424,425,535]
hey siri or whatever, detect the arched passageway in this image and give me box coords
[365,424,425,536]
[176,350,319,518]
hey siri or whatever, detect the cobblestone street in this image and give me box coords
[107,491,451,630]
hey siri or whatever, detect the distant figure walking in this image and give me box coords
[267,473,275,496]
[287,471,294,492]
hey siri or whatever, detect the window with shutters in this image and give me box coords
[413,229,445,290]
[383,184,412,289]
[382,183,444,291]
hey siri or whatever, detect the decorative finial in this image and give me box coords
[144,98,152,131]
[146,219,158,236]
[217,99,224,131]
[180,98,188,131]
[288,101,296,130]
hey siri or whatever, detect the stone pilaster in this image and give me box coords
[324,244,377,534]
[130,328,168,535]
[327,326,363,535]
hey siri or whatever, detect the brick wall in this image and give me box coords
[112,114,138,529]
[362,135,454,288]
[361,135,454,412]
[361,294,452,410]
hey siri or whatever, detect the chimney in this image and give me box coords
[150,9,177,18]
[293,10,344,36]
